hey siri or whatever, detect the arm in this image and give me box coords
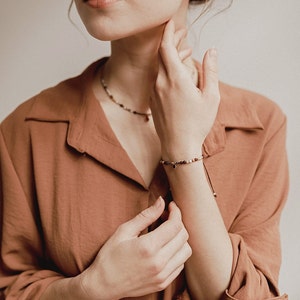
[151,20,231,299]
[151,20,288,299]
[162,163,233,299]
[162,118,289,300]
[223,115,289,299]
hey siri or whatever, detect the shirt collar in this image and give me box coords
[26,59,152,189]
[202,82,264,157]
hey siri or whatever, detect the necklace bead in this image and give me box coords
[100,77,152,122]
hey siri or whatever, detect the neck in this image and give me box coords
[103,26,163,111]
[100,4,192,112]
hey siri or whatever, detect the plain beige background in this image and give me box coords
[0,0,299,297]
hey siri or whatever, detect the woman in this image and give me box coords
[0,0,288,299]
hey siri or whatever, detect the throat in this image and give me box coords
[94,75,161,186]
[109,113,161,187]
[100,76,152,122]
[100,55,157,113]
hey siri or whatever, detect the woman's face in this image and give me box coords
[74,0,189,41]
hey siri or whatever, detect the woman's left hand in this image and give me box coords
[150,20,220,160]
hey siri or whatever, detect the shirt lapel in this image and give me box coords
[26,59,147,188]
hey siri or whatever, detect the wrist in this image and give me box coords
[76,272,96,300]
[41,275,92,300]
[67,274,101,300]
[160,156,203,169]
[161,146,203,163]
[79,267,118,300]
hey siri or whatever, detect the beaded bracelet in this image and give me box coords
[159,155,204,169]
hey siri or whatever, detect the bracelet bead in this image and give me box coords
[159,155,204,169]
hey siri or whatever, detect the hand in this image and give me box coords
[150,20,220,160]
[79,197,192,300]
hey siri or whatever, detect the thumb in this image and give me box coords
[121,197,165,238]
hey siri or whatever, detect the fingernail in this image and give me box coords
[155,196,163,208]
[169,201,176,207]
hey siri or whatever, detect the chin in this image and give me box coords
[75,0,175,42]
[85,28,119,42]
[79,18,121,41]
[84,25,133,42]
[83,19,163,42]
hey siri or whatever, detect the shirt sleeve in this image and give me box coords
[221,114,289,299]
[0,128,64,299]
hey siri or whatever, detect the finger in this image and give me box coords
[158,241,192,282]
[142,201,183,249]
[178,47,193,62]
[154,264,185,292]
[120,197,165,238]
[168,201,182,221]
[159,227,190,262]
[159,20,185,75]
[150,53,168,109]
[202,48,220,99]
[174,28,188,51]
[156,51,168,85]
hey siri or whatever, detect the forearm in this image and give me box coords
[163,160,233,299]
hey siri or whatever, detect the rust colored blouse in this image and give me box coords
[0,59,288,299]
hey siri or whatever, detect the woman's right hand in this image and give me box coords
[78,197,192,300]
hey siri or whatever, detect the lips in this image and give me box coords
[84,0,118,9]
[84,0,99,8]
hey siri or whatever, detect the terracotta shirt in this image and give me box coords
[0,59,288,299]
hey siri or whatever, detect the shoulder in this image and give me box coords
[0,80,77,147]
[219,82,286,135]
[1,60,101,139]
[0,62,91,151]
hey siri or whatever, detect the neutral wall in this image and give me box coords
[1,0,299,297]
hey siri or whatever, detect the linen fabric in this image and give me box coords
[0,59,289,299]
